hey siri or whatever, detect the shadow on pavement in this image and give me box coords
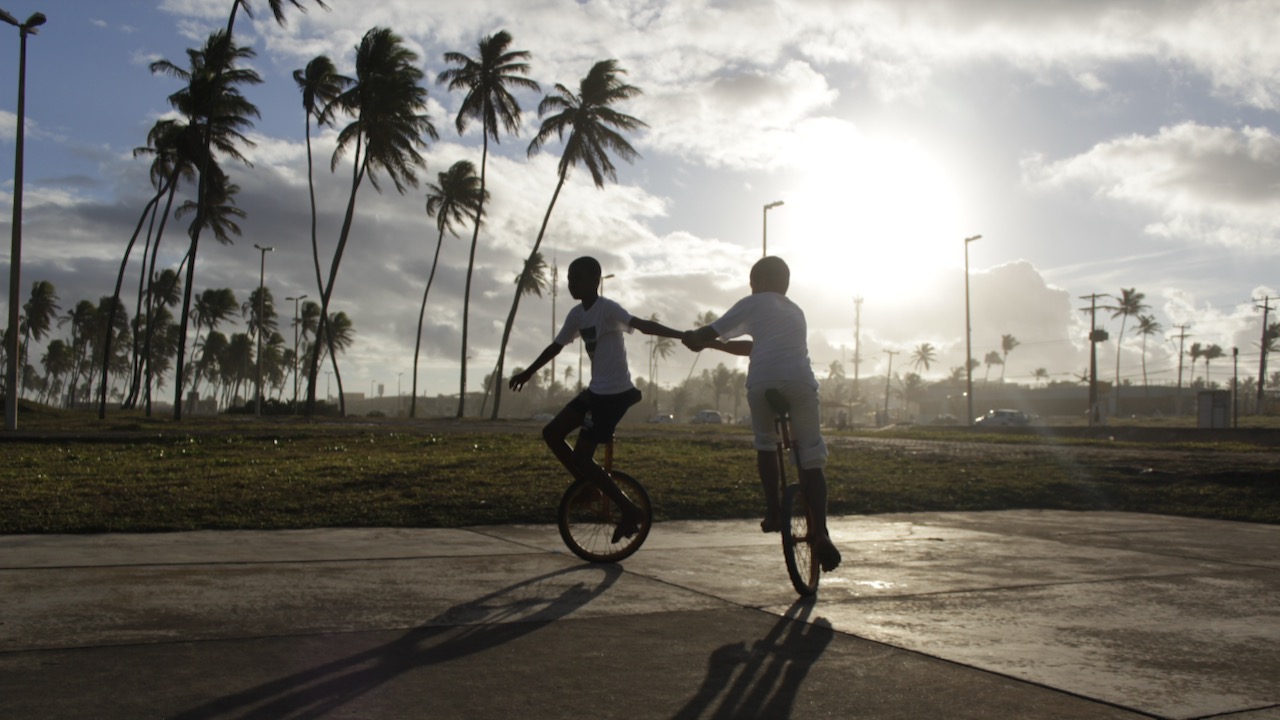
[168,564,622,719]
[673,599,833,719]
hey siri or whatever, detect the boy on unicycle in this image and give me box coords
[683,256,841,572]
[509,256,685,543]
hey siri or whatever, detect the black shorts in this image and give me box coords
[566,387,642,442]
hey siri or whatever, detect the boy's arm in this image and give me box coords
[683,325,751,356]
[508,343,563,391]
[629,316,684,339]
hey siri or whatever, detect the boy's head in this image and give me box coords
[750,256,790,295]
[567,256,603,300]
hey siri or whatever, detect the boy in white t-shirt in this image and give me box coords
[683,256,841,571]
[509,256,684,542]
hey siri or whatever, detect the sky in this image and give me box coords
[2,0,1279,411]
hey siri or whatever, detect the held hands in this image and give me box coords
[681,330,707,352]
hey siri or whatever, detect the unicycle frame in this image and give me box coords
[767,389,820,596]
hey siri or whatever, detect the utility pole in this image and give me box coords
[882,349,899,424]
[1232,347,1239,427]
[1255,296,1273,414]
[852,296,863,404]
[1080,293,1111,426]
[1171,323,1191,415]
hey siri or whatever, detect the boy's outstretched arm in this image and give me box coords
[629,316,685,339]
[684,326,752,356]
[508,343,563,391]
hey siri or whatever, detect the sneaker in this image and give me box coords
[760,517,782,534]
[814,538,841,572]
[612,511,642,543]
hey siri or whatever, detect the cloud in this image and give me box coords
[1023,122,1280,250]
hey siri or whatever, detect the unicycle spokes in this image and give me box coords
[781,484,819,596]
[558,470,652,563]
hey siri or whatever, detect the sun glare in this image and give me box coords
[776,127,964,306]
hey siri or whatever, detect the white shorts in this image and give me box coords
[747,380,827,469]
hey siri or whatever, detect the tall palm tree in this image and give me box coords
[294,54,351,401]
[647,313,676,409]
[19,280,59,399]
[1108,288,1149,392]
[910,342,935,373]
[1033,367,1050,385]
[1203,343,1224,385]
[41,339,73,405]
[412,160,485,417]
[184,288,238,407]
[983,350,1003,382]
[171,0,328,420]
[999,334,1019,381]
[481,252,550,416]
[490,59,648,419]
[1135,314,1162,389]
[304,27,437,416]
[437,30,539,418]
[685,310,719,383]
[1188,342,1204,385]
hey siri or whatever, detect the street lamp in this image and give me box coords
[2,9,45,431]
[763,200,784,257]
[286,294,307,411]
[397,371,403,416]
[253,243,273,416]
[963,234,981,426]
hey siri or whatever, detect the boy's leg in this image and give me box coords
[570,388,645,541]
[782,382,841,572]
[542,399,589,482]
[757,450,782,533]
[746,387,784,533]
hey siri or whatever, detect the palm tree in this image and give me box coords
[685,310,719,383]
[490,59,648,419]
[412,160,485,417]
[910,342,936,373]
[1033,367,1050,385]
[185,288,238,409]
[999,334,1019,381]
[294,54,351,401]
[41,339,73,405]
[1203,343,1224,385]
[304,27,438,416]
[1135,314,1162,389]
[19,280,60,399]
[647,313,676,409]
[1108,288,1149,393]
[1188,342,1204,384]
[437,30,539,418]
[983,350,1003,382]
[170,0,329,420]
[481,252,549,416]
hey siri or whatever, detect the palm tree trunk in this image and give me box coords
[490,171,567,420]
[97,183,167,418]
[144,180,181,417]
[411,228,446,418]
[305,140,367,417]
[300,113,346,415]
[457,134,490,418]
[124,204,161,409]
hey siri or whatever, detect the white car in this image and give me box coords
[974,409,1030,427]
[648,413,674,424]
[691,410,723,424]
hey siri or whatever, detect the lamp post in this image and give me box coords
[253,243,273,416]
[2,9,45,431]
[286,294,306,411]
[397,371,403,416]
[763,200,784,257]
[963,234,982,426]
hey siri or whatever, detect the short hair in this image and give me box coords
[750,256,790,294]
[568,256,602,282]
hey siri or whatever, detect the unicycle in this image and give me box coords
[766,389,820,596]
[557,437,653,563]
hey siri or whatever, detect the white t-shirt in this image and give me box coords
[554,297,636,394]
[711,292,817,389]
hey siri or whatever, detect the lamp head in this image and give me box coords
[24,12,46,30]
[0,10,18,27]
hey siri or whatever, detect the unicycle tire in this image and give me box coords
[557,470,652,563]
[781,483,820,596]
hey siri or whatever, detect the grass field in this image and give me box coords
[2,402,1278,533]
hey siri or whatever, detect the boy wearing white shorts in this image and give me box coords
[683,256,840,571]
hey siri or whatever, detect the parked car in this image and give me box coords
[531,413,555,422]
[691,409,723,424]
[648,413,674,424]
[974,409,1030,427]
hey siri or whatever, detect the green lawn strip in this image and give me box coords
[1,430,1277,533]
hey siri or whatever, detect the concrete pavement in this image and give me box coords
[2,510,1278,719]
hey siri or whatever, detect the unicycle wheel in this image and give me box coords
[557,470,652,563]
[781,483,819,596]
